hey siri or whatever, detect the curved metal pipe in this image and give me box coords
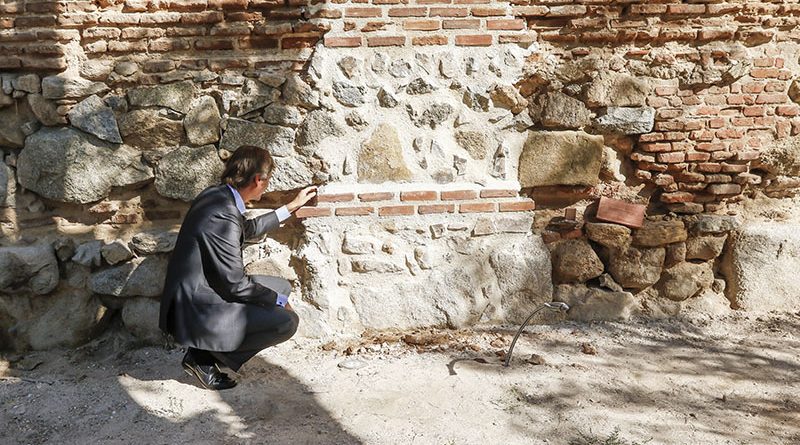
[503,302,570,367]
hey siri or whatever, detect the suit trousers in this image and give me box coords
[190,276,299,372]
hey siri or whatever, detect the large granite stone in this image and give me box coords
[0,245,59,295]
[332,81,366,107]
[686,234,727,261]
[608,245,665,290]
[127,80,195,114]
[585,72,650,107]
[358,123,412,183]
[41,75,108,100]
[585,222,631,248]
[552,239,604,284]
[721,222,800,312]
[296,110,344,147]
[90,256,168,297]
[490,234,554,324]
[633,220,688,247]
[184,96,220,145]
[518,131,604,187]
[155,145,224,201]
[118,109,185,149]
[593,107,655,135]
[220,118,295,156]
[655,261,714,301]
[281,75,319,109]
[455,130,488,160]
[17,127,154,204]
[530,91,591,129]
[67,95,123,143]
[554,284,636,322]
[27,93,65,126]
[129,231,178,255]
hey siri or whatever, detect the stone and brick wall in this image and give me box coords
[2,0,800,350]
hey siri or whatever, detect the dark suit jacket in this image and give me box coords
[159,184,283,351]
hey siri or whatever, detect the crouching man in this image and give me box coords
[159,145,317,390]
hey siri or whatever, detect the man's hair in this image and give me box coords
[220,146,274,189]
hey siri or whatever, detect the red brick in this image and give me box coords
[657,152,686,163]
[442,19,480,29]
[400,191,438,201]
[317,193,355,203]
[750,68,780,79]
[379,205,415,216]
[511,5,549,16]
[486,19,525,30]
[640,142,672,153]
[735,150,760,161]
[440,190,478,200]
[655,85,677,96]
[686,151,711,162]
[428,7,468,16]
[324,36,362,47]
[706,183,741,195]
[412,35,448,45]
[296,207,332,218]
[480,189,517,198]
[756,93,788,104]
[711,151,736,161]
[499,200,535,212]
[743,106,765,117]
[470,7,506,17]
[660,192,694,203]
[346,7,383,17]
[181,12,225,24]
[367,36,406,46]
[630,4,667,14]
[404,19,440,30]
[455,34,492,46]
[720,163,749,173]
[459,202,496,213]
[696,162,722,173]
[359,192,395,202]
[335,206,375,216]
[418,204,456,214]
[388,7,427,16]
[777,105,800,117]
[547,5,586,17]
[281,36,321,49]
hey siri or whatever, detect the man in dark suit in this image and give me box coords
[159,145,317,390]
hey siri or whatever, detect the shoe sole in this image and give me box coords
[182,363,237,390]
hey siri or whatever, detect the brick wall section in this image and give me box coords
[295,187,534,218]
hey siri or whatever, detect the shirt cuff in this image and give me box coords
[276,294,289,307]
[275,205,291,223]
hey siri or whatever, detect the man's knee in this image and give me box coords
[279,310,299,340]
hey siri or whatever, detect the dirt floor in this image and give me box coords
[2,311,799,445]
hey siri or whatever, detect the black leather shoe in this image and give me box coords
[182,351,238,391]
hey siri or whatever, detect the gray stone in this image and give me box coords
[406,77,437,95]
[552,239,605,284]
[585,222,631,248]
[122,298,163,343]
[455,130,488,160]
[358,123,412,183]
[608,245,665,290]
[338,56,361,78]
[72,241,103,268]
[554,284,636,322]
[585,73,650,107]
[655,261,714,301]
[490,235,553,324]
[439,54,458,78]
[27,94,66,126]
[332,81,366,107]
[377,87,398,108]
[127,80,195,114]
[633,220,687,247]
[184,96,221,145]
[345,111,369,130]
[598,273,624,292]
[0,88,12,107]
[90,256,168,297]
[67,95,123,143]
[664,242,687,267]
[342,233,380,255]
[282,75,319,109]
[155,145,225,201]
[389,60,412,78]
[490,85,528,114]
[518,131,604,187]
[351,258,405,273]
[220,118,295,156]
[0,245,59,295]
[101,240,133,265]
[530,91,592,129]
[296,110,343,147]
[593,107,655,135]
[686,235,727,261]
[114,61,138,76]
[463,87,491,112]
[13,74,40,94]
[18,127,154,204]
[411,102,453,129]
[236,79,279,116]
[104,95,128,114]
[0,100,38,148]
[0,162,9,207]
[720,222,800,312]
[512,112,535,132]
[41,75,108,100]
[263,105,302,127]
[267,155,315,192]
[118,109,185,149]
[130,231,178,255]
[686,214,741,234]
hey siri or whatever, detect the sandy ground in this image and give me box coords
[2,312,799,445]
